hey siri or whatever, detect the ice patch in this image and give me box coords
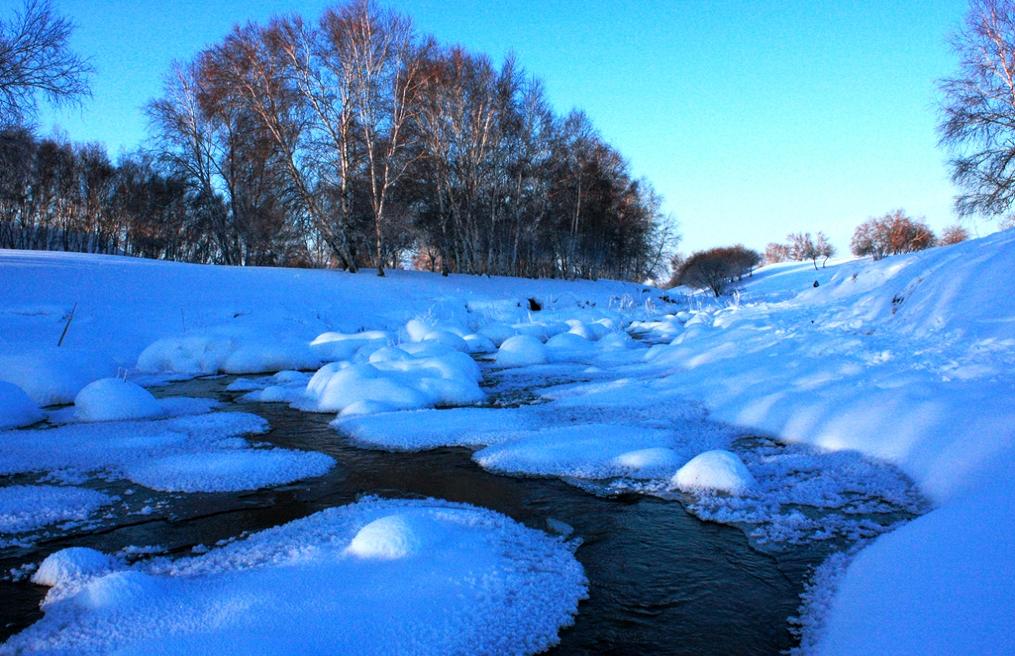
[5,498,587,656]
[0,412,334,493]
[0,485,113,536]
[124,450,334,493]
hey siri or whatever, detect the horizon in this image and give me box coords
[31,0,996,255]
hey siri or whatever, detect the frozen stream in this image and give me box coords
[0,355,929,656]
[0,373,844,655]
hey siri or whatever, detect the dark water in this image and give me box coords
[0,377,823,655]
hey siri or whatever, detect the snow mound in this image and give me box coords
[0,381,44,429]
[671,450,755,495]
[6,498,587,656]
[32,547,116,587]
[301,346,483,414]
[0,349,115,406]
[495,335,548,367]
[346,513,432,559]
[74,378,163,422]
[0,485,113,536]
[137,332,321,375]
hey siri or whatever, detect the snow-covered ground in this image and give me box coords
[1,231,1013,653]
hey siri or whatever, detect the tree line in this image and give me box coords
[0,0,677,280]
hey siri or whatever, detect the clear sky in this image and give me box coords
[34,0,987,254]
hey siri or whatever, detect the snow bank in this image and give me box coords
[495,335,548,367]
[73,378,162,422]
[0,381,44,429]
[7,498,587,656]
[671,449,755,494]
[0,485,113,537]
[0,412,334,493]
[137,331,321,375]
[0,349,115,406]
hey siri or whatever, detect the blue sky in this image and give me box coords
[35,0,982,253]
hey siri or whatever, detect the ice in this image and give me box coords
[123,449,334,493]
[474,424,681,479]
[0,381,44,429]
[32,547,116,587]
[671,449,755,494]
[6,498,587,656]
[334,407,536,450]
[73,378,163,422]
[0,349,115,406]
[0,412,334,493]
[495,335,548,367]
[0,485,113,537]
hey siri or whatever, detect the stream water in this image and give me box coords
[0,374,828,655]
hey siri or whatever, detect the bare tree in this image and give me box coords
[0,0,92,125]
[939,0,1015,217]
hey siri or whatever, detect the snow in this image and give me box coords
[299,344,483,414]
[73,378,163,422]
[474,424,684,480]
[0,381,43,429]
[495,335,548,367]
[0,412,334,493]
[2,232,1015,654]
[0,349,114,406]
[0,485,113,538]
[32,547,116,587]
[671,449,755,494]
[7,498,587,656]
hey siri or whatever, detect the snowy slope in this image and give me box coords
[633,231,1015,654]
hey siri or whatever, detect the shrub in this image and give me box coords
[850,210,936,260]
[940,224,969,245]
[677,245,761,297]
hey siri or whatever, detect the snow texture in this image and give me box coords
[0,485,112,536]
[0,412,334,493]
[6,498,587,656]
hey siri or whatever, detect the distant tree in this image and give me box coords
[676,245,760,296]
[0,0,92,125]
[939,0,1015,217]
[851,210,936,259]
[787,232,820,267]
[764,242,790,264]
[940,224,970,245]
[1000,213,1015,230]
[815,231,836,268]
